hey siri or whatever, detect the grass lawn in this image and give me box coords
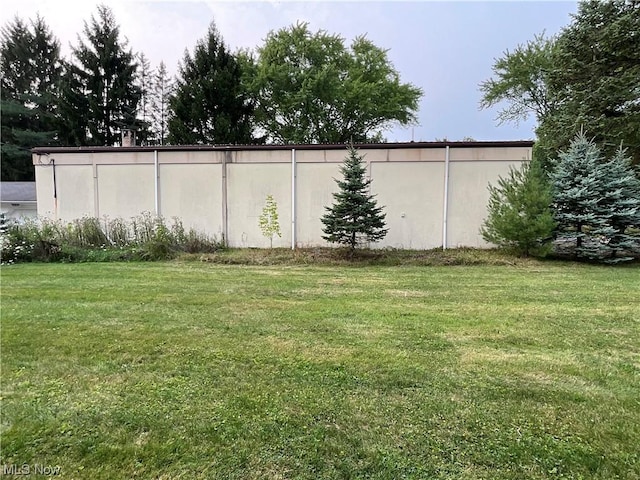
[1,260,639,479]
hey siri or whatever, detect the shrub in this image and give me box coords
[481,160,556,257]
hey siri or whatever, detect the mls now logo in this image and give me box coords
[2,463,61,475]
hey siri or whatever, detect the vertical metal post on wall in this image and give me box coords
[154,150,159,216]
[93,158,100,219]
[291,148,297,250]
[52,158,58,219]
[222,150,230,246]
[442,145,450,250]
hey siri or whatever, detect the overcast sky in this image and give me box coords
[2,0,579,143]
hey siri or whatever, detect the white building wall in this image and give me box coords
[159,163,223,237]
[33,143,531,249]
[97,164,155,219]
[227,163,292,248]
[371,162,445,250]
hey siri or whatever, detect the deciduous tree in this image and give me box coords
[480,0,640,167]
[249,22,422,144]
[258,194,281,248]
[479,34,558,126]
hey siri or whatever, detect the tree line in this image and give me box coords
[479,0,640,263]
[0,5,422,181]
[479,0,639,169]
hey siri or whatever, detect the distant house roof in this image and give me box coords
[0,182,37,202]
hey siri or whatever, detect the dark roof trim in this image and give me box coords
[32,140,534,155]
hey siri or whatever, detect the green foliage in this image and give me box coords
[551,133,640,262]
[321,145,388,251]
[248,22,423,143]
[479,33,558,126]
[542,0,640,165]
[61,5,140,146]
[258,194,281,248]
[481,160,556,257]
[0,214,225,264]
[1,15,62,180]
[168,22,256,145]
[601,147,640,258]
[480,0,640,167]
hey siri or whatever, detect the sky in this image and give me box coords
[1,0,579,143]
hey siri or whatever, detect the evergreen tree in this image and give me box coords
[168,22,255,145]
[56,62,89,146]
[321,145,388,253]
[149,61,173,145]
[135,53,153,145]
[552,133,610,260]
[481,160,556,257]
[551,133,640,262]
[544,0,640,165]
[63,5,140,146]
[598,147,640,261]
[480,0,640,168]
[1,15,61,180]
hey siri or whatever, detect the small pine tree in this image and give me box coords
[258,195,281,248]
[480,159,556,257]
[321,145,388,253]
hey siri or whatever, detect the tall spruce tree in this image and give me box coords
[135,53,153,145]
[56,62,89,146]
[62,5,140,146]
[168,22,255,145]
[598,147,640,261]
[149,61,173,145]
[1,15,61,180]
[481,159,556,257]
[321,145,388,253]
[551,133,640,262]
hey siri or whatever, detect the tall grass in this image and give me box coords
[0,213,225,264]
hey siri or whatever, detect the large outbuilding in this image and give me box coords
[32,141,533,249]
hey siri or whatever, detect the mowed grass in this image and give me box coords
[1,261,639,479]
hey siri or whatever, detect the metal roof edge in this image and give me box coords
[32,140,534,155]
